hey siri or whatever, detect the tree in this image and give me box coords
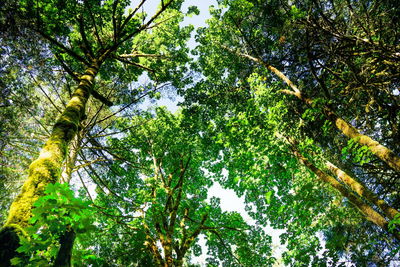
[0,0,193,264]
[85,108,274,266]
[183,0,399,263]
[1,0,400,265]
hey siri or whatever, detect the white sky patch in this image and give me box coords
[206,182,287,262]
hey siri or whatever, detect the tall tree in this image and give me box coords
[183,0,399,263]
[86,108,274,266]
[0,0,193,264]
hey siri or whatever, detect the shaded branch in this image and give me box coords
[36,30,90,66]
[54,54,80,82]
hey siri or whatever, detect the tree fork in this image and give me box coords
[0,61,100,265]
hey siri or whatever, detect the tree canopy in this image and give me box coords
[0,0,399,266]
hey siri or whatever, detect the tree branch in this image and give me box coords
[36,30,90,66]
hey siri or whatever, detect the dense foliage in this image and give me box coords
[0,0,399,266]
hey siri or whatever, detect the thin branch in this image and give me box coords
[112,0,120,42]
[114,0,175,49]
[145,14,177,30]
[119,0,147,36]
[84,1,104,49]
[208,229,244,267]
[113,55,155,73]
[36,30,90,66]
[118,52,165,58]
[29,73,63,114]
[54,54,80,82]
[77,15,94,59]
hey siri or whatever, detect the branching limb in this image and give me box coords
[36,30,90,66]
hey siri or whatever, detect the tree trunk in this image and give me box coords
[289,143,400,240]
[60,132,82,184]
[0,61,100,264]
[273,66,400,173]
[323,110,400,173]
[326,161,399,220]
[234,50,400,173]
[55,133,83,266]
[54,227,76,267]
[284,135,399,221]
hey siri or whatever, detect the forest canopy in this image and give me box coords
[0,0,399,266]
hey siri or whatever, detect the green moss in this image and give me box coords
[5,155,62,228]
[2,64,98,249]
[4,83,90,230]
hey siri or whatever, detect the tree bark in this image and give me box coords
[285,135,399,221]
[232,50,400,173]
[0,61,100,264]
[289,143,400,240]
[60,132,82,184]
[326,161,399,220]
[54,227,76,267]
[56,133,83,266]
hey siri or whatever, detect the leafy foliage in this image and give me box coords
[1,0,399,266]
[12,183,96,266]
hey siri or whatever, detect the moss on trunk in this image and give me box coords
[0,62,99,264]
[290,145,400,240]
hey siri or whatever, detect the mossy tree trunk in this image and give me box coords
[0,61,100,265]
[326,161,399,220]
[285,135,399,221]
[269,61,400,173]
[288,140,400,241]
[232,50,400,173]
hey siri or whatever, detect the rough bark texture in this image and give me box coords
[326,111,400,173]
[0,62,99,265]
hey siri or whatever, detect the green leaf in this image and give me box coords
[265,191,273,204]
[10,257,22,266]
